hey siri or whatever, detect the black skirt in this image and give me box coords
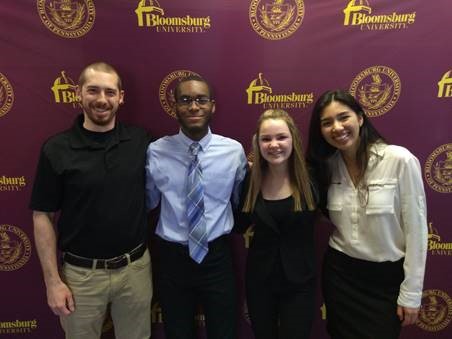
[322,246,404,339]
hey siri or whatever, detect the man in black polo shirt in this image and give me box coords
[30,62,152,339]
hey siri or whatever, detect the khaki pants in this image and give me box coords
[60,249,152,339]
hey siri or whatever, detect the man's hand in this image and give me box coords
[47,281,75,316]
[33,211,75,316]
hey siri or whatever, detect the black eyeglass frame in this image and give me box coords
[175,95,214,106]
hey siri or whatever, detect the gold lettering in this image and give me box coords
[429,240,452,252]
[142,13,211,29]
[320,303,327,320]
[0,319,37,331]
[255,92,266,105]
[347,6,416,29]
[445,86,452,97]
[243,226,254,249]
[437,71,452,98]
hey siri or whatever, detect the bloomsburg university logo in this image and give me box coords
[0,319,38,335]
[51,71,79,107]
[135,0,211,33]
[343,0,416,31]
[0,175,26,192]
[428,222,452,256]
[246,73,313,110]
[437,70,452,98]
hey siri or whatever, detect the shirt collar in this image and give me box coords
[177,128,212,153]
[69,114,131,149]
[368,142,387,165]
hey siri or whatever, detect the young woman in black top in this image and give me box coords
[236,109,318,339]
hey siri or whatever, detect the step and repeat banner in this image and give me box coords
[0,0,451,338]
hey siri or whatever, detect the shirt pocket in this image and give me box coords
[365,179,397,215]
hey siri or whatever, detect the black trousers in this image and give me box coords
[246,262,315,339]
[322,247,404,339]
[156,235,237,339]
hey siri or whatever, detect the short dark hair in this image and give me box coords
[78,62,122,91]
[173,75,214,101]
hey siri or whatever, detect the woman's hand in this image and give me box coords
[397,305,420,326]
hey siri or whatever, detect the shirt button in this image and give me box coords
[351,212,358,224]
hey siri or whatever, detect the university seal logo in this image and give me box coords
[437,70,452,98]
[249,0,305,40]
[0,224,31,271]
[417,289,452,332]
[0,73,14,118]
[37,0,95,38]
[159,70,201,117]
[51,71,79,107]
[349,65,401,117]
[424,143,452,193]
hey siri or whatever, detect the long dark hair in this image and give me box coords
[306,89,385,193]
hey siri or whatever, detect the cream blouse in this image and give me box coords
[327,143,428,308]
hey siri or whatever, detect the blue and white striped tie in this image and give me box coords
[186,142,208,263]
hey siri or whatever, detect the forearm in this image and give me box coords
[33,211,62,286]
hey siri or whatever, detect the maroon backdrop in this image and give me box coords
[1,0,451,338]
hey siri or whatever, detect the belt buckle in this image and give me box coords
[104,254,126,269]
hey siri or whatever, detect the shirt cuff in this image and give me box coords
[397,290,422,308]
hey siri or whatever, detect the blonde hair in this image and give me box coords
[242,109,316,212]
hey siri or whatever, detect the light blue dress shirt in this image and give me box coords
[145,129,247,244]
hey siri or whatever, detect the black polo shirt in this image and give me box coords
[30,115,151,258]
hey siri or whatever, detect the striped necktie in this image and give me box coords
[186,142,208,263]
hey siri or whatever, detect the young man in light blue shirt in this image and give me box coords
[145,75,247,339]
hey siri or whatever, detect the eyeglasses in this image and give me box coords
[176,96,213,107]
